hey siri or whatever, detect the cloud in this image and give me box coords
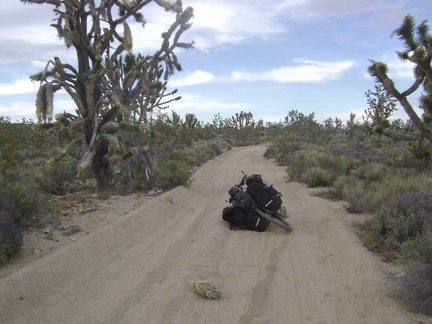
[0,96,77,121]
[231,59,356,83]
[364,54,417,80]
[170,70,215,87]
[169,93,251,116]
[0,78,39,96]
[185,0,294,50]
[386,56,416,79]
[302,0,374,15]
[0,101,36,121]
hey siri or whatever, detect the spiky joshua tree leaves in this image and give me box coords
[368,15,432,155]
[22,0,194,190]
[363,84,397,134]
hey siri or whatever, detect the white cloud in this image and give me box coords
[0,24,58,46]
[231,59,356,83]
[170,70,215,87]
[0,101,36,120]
[0,78,39,96]
[169,93,250,115]
[364,54,418,80]
[303,0,374,15]
[185,0,291,50]
[0,97,77,121]
[386,56,416,79]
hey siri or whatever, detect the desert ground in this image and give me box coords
[1,145,431,324]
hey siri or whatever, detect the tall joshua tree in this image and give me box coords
[368,15,432,144]
[23,0,193,189]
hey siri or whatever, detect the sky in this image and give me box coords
[0,0,431,124]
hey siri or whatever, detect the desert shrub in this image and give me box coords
[0,118,34,177]
[398,231,432,315]
[263,147,277,159]
[332,176,357,199]
[268,135,304,164]
[191,144,217,165]
[364,163,388,183]
[286,149,326,180]
[287,148,352,183]
[343,183,369,213]
[344,172,432,214]
[335,155,352,176]
[397,263,432,315]
[38,157,79,195]
[374,192,432,250]
[400,234,432,264]
[0,211,23,264]
[371,174,432,210]
[304,167,332,187]
[169,149,198,166]
[333,176,380,213]
[350,162,387,182]
[0,178,40,223]
[385,173,432,193]
[209,142,223,156]
[154,160,192,190]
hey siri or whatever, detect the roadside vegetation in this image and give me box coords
[1,2,432,316]
[265,15,432,315]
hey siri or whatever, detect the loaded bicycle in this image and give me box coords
[223,171,292,232]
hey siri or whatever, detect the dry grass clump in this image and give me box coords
[397,263,432,315]
[190,280,221,299]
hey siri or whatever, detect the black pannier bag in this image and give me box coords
[228,187,255,210]
[245,174,282,211]
[222,206,270,232]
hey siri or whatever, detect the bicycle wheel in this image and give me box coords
[254,208,292,232]
[272,214,292,232]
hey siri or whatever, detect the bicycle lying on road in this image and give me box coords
[226,171,292,232]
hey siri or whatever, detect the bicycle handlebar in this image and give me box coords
[236,171,247,188]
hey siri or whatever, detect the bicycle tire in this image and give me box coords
[272,214,292,232]
[254,208,292,232]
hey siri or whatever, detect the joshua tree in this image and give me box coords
[363,84,397,134]
[284,110,320,129]
[23,0,193,189]
[368,15,432,146]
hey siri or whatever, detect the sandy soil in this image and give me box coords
[0,145,431,324]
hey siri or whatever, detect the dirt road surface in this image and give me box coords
[1,146,431,324]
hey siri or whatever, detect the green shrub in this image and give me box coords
[383,173,432,195]
[0,211,23,264]
[364,163,388,183]
[263,147,277,159]
[373,192,432,249]
[332,176,377,213]
[400,235,432,264]
[169,149,198,166]
[154,160,192,190]
[343,183,369,213]
[38,157,79,195]
[342,171,432,215]
[333,176,361,200]
[335,155,352,176]
[287,148,352,183]
[192,144,216,165]
[0,178,40,223]
[304,167,332,187]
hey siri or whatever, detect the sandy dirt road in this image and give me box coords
[0,145,430,324]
